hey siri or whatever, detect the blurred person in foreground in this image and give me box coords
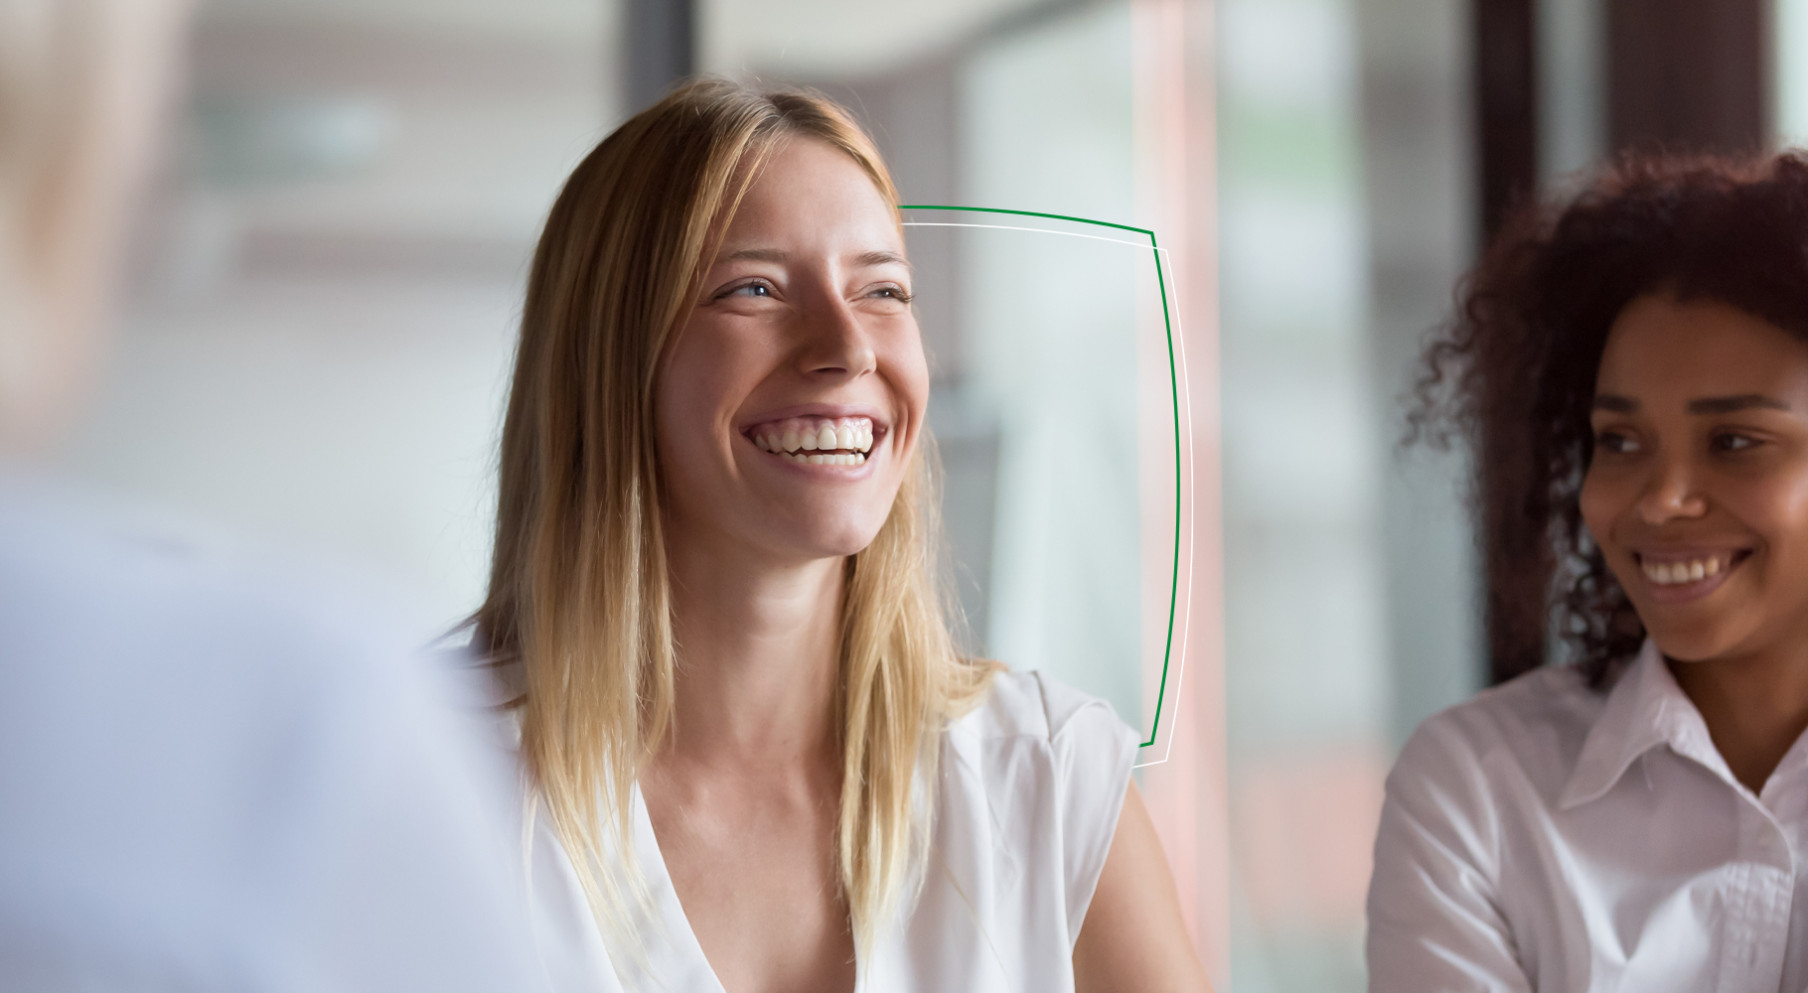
[0,2,549,989]
[1370,152,1808,991]
[469,77,1209,992]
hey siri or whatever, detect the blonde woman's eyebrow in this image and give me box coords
[854,250,912,272]
[720,247,788,264]
[714,248,909,271]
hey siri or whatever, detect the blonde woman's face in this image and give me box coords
[656,137,927,564]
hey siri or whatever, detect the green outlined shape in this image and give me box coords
[899,204,1182,751]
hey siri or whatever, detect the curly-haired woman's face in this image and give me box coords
[655,137,926,565]
[1581,293,1808,664]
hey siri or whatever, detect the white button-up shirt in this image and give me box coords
[1368,641,1808,992]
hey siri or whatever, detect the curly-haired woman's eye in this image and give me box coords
[1709,431,1758,454]
[1594,430,1639,455]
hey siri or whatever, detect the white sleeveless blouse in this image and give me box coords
[513,669,1138,993]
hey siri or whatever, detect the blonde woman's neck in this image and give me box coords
[661,527,844,770]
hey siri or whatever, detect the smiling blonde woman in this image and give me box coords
[470,78,1207,992]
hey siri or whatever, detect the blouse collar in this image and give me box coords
[1559,640,1737,810]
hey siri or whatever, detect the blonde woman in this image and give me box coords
[472,78,1207,992]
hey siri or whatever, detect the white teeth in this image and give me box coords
[751,417,881,461]
[1641,556,1731,586]
[773,451,866,466]
[753,418,878,455]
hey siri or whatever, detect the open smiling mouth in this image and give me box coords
[744,416,878,466]
[1635,550,1753,589]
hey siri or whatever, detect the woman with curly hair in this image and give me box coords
[1368,152,1808,991]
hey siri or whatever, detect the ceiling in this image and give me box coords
[201,0,1057,80]
[703,0,1048,79]
[201,0,609,47]
[163,0,1066,289]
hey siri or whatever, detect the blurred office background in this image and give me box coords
[59,0,1808,989]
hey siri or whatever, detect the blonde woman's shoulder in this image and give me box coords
[954,665,1135,745]
[920,666,1139,981]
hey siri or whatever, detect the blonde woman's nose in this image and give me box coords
[798,296,877,379]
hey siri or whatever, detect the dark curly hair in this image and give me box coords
[1415,151,1808,687]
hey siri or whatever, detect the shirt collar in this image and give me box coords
[1559,640,1730,810]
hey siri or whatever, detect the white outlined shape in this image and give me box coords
[901,219,1195,769]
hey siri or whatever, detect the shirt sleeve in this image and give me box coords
[1036,673,1140,950]
[1366,715,1533,993]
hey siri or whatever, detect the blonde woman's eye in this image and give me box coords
[872,285,912,303]
[722,281,772,299]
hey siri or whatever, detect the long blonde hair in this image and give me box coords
[471,77,997,952]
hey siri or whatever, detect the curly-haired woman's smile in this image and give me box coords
[1581,294,1808,664]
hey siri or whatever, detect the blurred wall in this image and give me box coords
[1217,0,1384,987]
[1218,0,1478,989]
[1356,0,1480,753]
[1537,0,1605,183]
[955,1,1146,742]
[1781,0,1808,148]
[62,0,616,631]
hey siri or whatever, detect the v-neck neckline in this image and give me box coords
[627,783,864,993]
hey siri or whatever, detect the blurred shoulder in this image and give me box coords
[0,474,545,991]
[0,472,436,680]
[0,472,477,754]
